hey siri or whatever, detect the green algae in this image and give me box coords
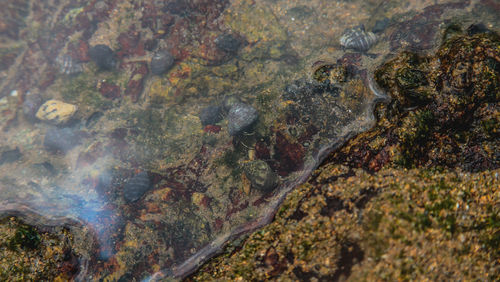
[8,224,40,250]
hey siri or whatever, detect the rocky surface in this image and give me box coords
[0,0,498,281]
[189,23,500,281]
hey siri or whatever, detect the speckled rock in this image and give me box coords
[227,102,258,136]
[35,100,77,124]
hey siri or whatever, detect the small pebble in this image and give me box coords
[22,91,43,121]
[198,105,223,126]
[227,102,258,136]
[89,44,117,70]
[466,23,492,36]
[150,50,175,75]
[123,171,152,203]
[244,160,279,192]
[215,33,243,54]
[36,99,77,124]
[44,128,81,153]
[0,148,22,165]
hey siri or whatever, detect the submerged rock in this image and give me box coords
[199,105,223,126]
[0,148,22,165]
[150,50,175,75]
[227,102,258,136]
[22,91,43,121]
[123,171,152,203]
[43,128,81,153]
[243,160,279,192]
[215,33,243,54]
[88,44,116,70]
[36,100,77,125]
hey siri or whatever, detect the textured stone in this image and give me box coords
[36,100,77,124]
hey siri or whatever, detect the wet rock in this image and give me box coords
[43,128,81,153]
[123,171,152,203]
[150,50,175,75]
[215,33,243,54]
[198,105,223,126]
[0,148,22,165]
[244,160,279,192]
[340,25,377,52]
[22,91,43,121]
[466,23,493,36]
[36,100,77,124]
[227,102,258,136]
[88,44,117,70]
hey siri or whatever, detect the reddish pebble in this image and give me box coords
[204,125,221,133]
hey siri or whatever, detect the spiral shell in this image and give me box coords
[340,25,377,52]
[55,54,83,75]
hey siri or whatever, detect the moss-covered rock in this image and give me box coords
[0,218,79,281]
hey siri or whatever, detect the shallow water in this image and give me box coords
[0,0,497,280]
